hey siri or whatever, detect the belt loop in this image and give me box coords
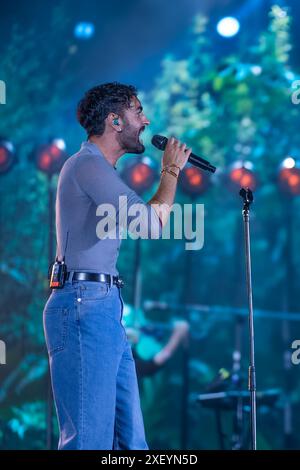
[109,275,113,289]
[69,271,74,283]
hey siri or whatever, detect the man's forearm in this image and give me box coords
[148,169,179,226]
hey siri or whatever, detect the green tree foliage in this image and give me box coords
[123,4,300,311]
[118,5,300,449]
[0,3,81,449]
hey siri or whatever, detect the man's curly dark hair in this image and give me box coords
[77,82,138,138]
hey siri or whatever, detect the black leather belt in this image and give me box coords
[66,271,124,288]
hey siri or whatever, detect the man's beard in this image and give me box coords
[117,125,145,154]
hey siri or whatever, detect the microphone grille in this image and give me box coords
[151,135,168,150]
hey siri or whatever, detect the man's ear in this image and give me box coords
[108,113,122,131]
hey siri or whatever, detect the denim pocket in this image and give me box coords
[43,308,69,356]
[80,282,111,302]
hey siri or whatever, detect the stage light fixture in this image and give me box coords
[74,22,95,40]
[217,17,240,38]
[0,139,16,174]
[278,157,300,196]
[227,161,258,192]
[121,156,158,195]
[178,165,211,197]
[35,139,67,176]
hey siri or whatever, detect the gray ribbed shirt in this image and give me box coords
[55,142,161,275]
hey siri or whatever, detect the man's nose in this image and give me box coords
[143,116,150,126]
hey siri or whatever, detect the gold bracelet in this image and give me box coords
[162,164,181,172]
[168,163,181,171]
[161,167,179,179]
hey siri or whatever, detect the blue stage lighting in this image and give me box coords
[74,22,95,40]
[217,17,240,38]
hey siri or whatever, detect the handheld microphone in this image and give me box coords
[151,135,216,173]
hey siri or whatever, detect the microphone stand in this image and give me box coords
[239,188,257,450]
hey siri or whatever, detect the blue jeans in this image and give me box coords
[43,279,148,450]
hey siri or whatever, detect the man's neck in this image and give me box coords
[88,135,124,167]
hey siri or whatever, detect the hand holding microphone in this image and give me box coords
[152,134,216,173]
[148,135,215,226]
[161,137,192,176]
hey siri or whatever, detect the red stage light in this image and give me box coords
[49,144,61,158]
[227,161,258,192]
[35,140,67,175]
[179,165,211,197]
[278,159,300,196]
[0,147,7,165]
[121,157,158,195]
[186,167,203,186]
[39,152,52,171]
[131,163,152,185]
[0,140,15,174]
